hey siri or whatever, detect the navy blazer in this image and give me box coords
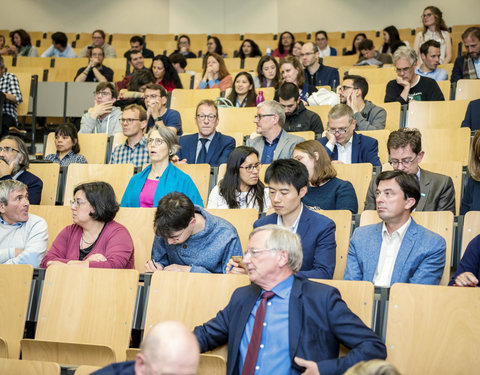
[194,276,387,375]
[0,170,43,205]
[177,132,235,167]
[319,132,381,166]
[254,207,336,279]
[461,98,480,130]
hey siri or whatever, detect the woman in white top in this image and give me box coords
[414,6,452,64]
[208,146,270,213]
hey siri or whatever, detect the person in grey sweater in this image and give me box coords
[339,75,386,130]
[145,192,242,274]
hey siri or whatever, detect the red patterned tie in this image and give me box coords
[241,291,275,375]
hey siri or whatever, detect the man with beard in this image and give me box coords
[452,27,480,83]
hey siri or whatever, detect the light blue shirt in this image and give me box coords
[239,275,296,375]
[474,58,480,78]
[415,67,448,81]
[41,44,77,58]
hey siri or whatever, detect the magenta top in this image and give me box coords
[139,178,159,208]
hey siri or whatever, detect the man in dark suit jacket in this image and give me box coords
[195,225,386,375]
[451,27,480,83]
[176,99,235,167]
[319,104,381,166]
[462,98,480,130]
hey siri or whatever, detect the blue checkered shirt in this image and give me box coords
[45,151,88,167]
[0,72,23,121]
[109,136,150,167]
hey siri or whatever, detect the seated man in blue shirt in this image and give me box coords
[145,83,182,135]
[415,40,448,81]
[41,32,77,58]
[195,224,387,375]
[319,104,381,166]
[176,99,235,166]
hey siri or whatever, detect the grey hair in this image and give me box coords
[249,224,303,273]
[393,46,417,66]
[1,135,29,174]
[258,100,286,126]
[146,124,180,157]
[328,103,355,125]
[0,180,27,206]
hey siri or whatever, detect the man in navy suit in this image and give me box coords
[195,224,386,375]
[451,27,480,83]
[319,104,381,166]
[228,159,336,279]
[176,99,235,167]
[345,170,446,286]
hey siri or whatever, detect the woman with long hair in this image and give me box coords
[10,29,38,57]
[344,33,367,56]
[227,72,257,107]
[208,146,269,213]
[413,6,451,63]
[461,130,480,214]
[292,140,358,213]
[151,55,182,92]
[255,55,281,89]
[198,52,232,90]
[279,56,309,101]
[273,31,294,58]
[237,39,262,59]
[381,26,406,55]
[174,34,197,58]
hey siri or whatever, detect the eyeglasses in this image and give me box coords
[144,94,160,100]
[243,248,278,258]
[254,114,275,121]
[0,146,19,153]
[395,66,413,74]
[166,227,188,242]
[94,90,112,97]
[299,52,315,57]
[70,199,88,207]
[389,155,418,167]
[147,138,166,146]
[240,162,261,173]
[196,114,217,121]
[327,124,352,134]
[121,118,140,124]
[339,85,354,91]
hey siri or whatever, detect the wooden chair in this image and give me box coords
[455,79,480,100]
[0,358,60,375]
[144,272,250,361]
[0,265,33,359]
[178,72,194,89]
[44,132,109,164]
[103,58,128,81]
[322,55,358,69]
[288,130,315,140]
[28,206,72,248]
[28,163,60,205]
[437,80,451,100]
[21,266,139,366]
[344,30,378,41]
[224,57,241,71]
[334,163,373,214]
[8,66,47,81]
[243,57,261,71]
[256,86,275,100]
[49,58,89,82]
[308,105,332,125]
[461,211,480,257]
[111,132,127,151]
[176,163,211,205]
[15,56,52,70]
[63,163,134,206]
[144,34,176,43]
[407,100,470,130]
[382,102,401,131]
[365,83,388,104]
[243,33,274,41]
[217,107,257,136]
[357,129,390,164]
[437,63,453,78]
[348,67,396,86]
[386,283,480,375]
[176,107,197,134]
[314,210,353,280]
[198,354,227,375]
[359,210,454,285]
[420,128,471,166]
[74,365,101,375]
[15,72,32,117]
[170,88,220,110]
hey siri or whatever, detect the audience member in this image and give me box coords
[79,29,116,58]
[385,46,444,104]
[356,39,392,66]
[451,27,480,83]
[0,35,10,56]
[143,84,182,134]
[319,104,381,166]
[449,234,480,287]
[79,82,122,136]
[45,123,87,166]
[227,72,257,107]
[169,52,196,77]
[246,100,304,163]
[292,40,304,62]
[462,98,480,130]
[413,6,451,64]
[381,26,407,55]
[110,104,150,168]
[123,35,154,59]
[344,359,401,375]
[301,41,340,90]
[208,146,270,212]
[176,99,235,166]
[0,56,22,136]
[41,32,77,58]
[238,39,262,59]
[173,35,197,58]
[120,70,155,100]
[0,180,47,267]
[9,29,38,57]
[198,53,232,90]
[365,128,456,213]
[340,75,387,130]
[345,33,367,56]
[293,140,358,213]
[145,192,241,273]
[92,321,200,375]
[280,56,310,101]
[345,170,446,286]
[255,55,281,89]
[316,30,337,57]
[273,31,294,58]
[151,55,183,92]
[41,182,134,269]
[278,82,324,136]
[0,136,43,204]
[415,40,448,81]
[116,50,147,91]
[460,130,480,214]
[205,36,224,57]
[74,47,113,82]
[121,125,202,208]
[196,224,386,374]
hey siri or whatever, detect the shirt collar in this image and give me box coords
[336,135,353,148]
[277,203,303,233]
[382,216,411,240]
[267,274,294,299]
[0,216,24,227]
[199,132,216,141]
[263,129,282,146]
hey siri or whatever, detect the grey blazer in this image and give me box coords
[246,130,304,161]
[364,168,455,213]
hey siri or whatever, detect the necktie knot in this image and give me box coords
[261,291,275,300]
[200,138,209,145]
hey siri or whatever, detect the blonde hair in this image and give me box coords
[343,360,401,375]
[294,140,336,186]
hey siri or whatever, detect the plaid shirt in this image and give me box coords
[45,151,88,167]
[0,72,22,121]
[110,136,150,167]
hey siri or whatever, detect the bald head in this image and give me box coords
[135,321,200,375]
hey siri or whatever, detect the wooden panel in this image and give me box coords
[198,354,227,375]
[0,358,60,375]
[15,72,32,117]
[334,163,373,213]
[29,206,72,248]
[461,211,480,257]
[357,129,390,165]
[420,128,470,166]
[170,88,220,110]
[29,163,60,205]
[75,365,101,375]
[456,79,480,101]
[176,163,211,205]
[308,105,331,125]
[217,107,258,136]
[407,100,470,130]
[348,66,396,86]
